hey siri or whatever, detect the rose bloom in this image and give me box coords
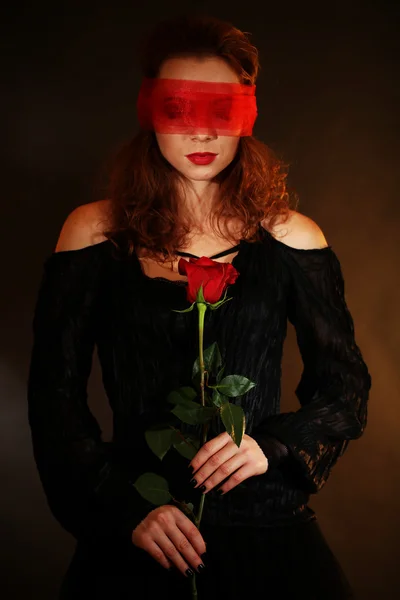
[178,256,239,304]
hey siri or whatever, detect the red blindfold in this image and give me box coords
[137,77,258,136]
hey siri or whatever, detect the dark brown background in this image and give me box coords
[2,1,399,598]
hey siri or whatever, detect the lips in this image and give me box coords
[186,152,218,165]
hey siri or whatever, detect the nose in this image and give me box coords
[190,130,218,141]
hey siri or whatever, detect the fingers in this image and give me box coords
[192,453,245,493]
[151,526,205,577]
[213,464,253,494]
[175,510,207,560]
[134,506,207,578]
[188,431,231,471]
[190,434,267,493]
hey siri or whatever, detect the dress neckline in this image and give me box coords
[174,243,242,260]
[135,237,248,287]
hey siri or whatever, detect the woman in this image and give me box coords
[27,14,371,600]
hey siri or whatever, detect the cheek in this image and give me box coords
[220,137,240,161]
[155,133,181,160]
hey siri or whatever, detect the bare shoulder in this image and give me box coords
[54,199,112,252]
[261,209,329,250]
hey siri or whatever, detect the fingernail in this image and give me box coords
[189,478,197,486]
[197,563,206,573]
[201,552,207,561]
[199,485,206,493]
[186,568,194,577]
[217,488,224,495]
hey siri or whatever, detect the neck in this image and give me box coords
[177,179,220,231]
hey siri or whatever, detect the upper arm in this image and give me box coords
[266,210,329,250]
[54,199,111,252]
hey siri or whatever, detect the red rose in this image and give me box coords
[178,256,239,304]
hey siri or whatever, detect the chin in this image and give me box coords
[186,171,218,181]
[177,164,221,180]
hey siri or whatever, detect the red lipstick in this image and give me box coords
[186,152,217,165]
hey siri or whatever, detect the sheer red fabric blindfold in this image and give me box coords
[137,78,258,136]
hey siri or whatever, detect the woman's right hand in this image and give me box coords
[131,505,207,577]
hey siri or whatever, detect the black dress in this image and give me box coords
[27,224,372,599]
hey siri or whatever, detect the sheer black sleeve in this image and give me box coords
[252,244,372,493]
[27,245,156,542]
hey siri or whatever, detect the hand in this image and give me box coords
[188,432,268,495]
[131,505,207,577]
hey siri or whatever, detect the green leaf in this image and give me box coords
[192,359,200,383]
[220,402,246,447]
[204,391,213,406]
[145,427,174,460]
[171,401,216,425]
[211,389,224,408]
[192,341,223,382]
[167,386,197,406]
[215,374,257,397]
[132,473,172,505]
[206,342,223,374]
[172,432,200,460]
[216,364,225,383]
[192,370,201,393]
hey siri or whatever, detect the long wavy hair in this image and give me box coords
[102,14,298,262]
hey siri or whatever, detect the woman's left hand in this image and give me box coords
[188,432,268,495]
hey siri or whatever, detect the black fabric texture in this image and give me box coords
[27,224,370,597]
[58,519,355,599]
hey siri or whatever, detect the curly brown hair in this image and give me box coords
[102,14,298,262]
